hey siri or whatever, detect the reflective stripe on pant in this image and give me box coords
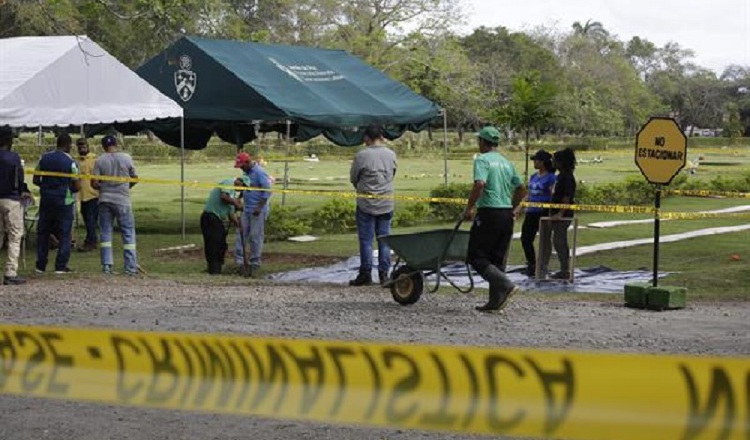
[98,202,137,273]
[0,199,23,277]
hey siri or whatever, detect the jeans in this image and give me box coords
[201,212,228,274]
[0,199,23,277]
[99,202,137,273]
[36,202,74,271]
[520,211,545,268]
[539,218,572,273]
[234,210,266,267]
[80,198,99,246]
[355,207,393,272]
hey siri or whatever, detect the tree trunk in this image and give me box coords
[524,129,530,184]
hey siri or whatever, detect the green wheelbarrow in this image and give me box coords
[379,220,474,305]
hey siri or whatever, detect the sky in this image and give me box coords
[464,0,750,74]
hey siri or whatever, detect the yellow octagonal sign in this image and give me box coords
[635,117,688,185]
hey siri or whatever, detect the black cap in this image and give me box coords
[0,127,13,144]
[530,149,552,161]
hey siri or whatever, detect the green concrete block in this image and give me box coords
[646,286,687,311]
[624,283,649,309]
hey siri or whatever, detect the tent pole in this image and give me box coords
[282,120,291,206]
[180,116,186,240]
[442,109,449,187]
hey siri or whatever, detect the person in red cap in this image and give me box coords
[233,151,272,276]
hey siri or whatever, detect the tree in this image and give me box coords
[386,36,486,131]
[319,0,464,68]
[572,19,609,41]
[626,36,658,80]
[496,71,557,182]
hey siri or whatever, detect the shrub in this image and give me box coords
[311,198,356,233]
[577,176,655,206]
[265,206,312,242]
[393,202,432,227]
[429,183,471,221]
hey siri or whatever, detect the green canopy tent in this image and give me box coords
[136,36,441,148]
[133,36,445,236]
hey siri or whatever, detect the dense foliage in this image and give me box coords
[3,1,750,137]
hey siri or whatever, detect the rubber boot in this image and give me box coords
[476,265,516,312]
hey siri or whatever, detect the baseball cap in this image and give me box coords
[101,135,117,148]
[530,149,552,161]
[476,126,501,144]
[234,152,251,168]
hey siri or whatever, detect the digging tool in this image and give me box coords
[238,214,250,278]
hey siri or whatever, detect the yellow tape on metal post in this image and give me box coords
[0,324,747,439]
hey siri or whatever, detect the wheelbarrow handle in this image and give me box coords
[452,217,465,232]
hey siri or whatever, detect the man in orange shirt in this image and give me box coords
[76,138,99,252]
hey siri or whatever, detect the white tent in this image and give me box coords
[1,35,188,237]
[0,35,182,126]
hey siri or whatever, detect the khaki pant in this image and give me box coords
[0,199,24,277]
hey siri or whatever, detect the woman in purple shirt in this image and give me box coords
[515,149,556,277]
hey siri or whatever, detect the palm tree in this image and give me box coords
[572,19,609,41]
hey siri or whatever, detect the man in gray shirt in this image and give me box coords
[349,124,397,286]
[92,135,138,275]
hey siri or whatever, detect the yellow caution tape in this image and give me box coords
[25,169,750,219]
[25,169,466,205]
[666,189,750,199]
[522,202,655,215]
[0,324,747,439]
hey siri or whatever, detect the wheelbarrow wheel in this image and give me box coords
[390,266,424,305]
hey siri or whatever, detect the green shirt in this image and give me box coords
[204,178,238,220]
[473,151,522,208]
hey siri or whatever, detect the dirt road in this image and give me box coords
[1,277,748,439]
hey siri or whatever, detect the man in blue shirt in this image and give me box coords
[0,127,29,285]
[233,152,271,276]
[33,133,80,274]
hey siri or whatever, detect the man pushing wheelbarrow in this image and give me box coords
[462,126,526,312]
[382,127,526,312]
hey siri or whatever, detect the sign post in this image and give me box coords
[635,117,687,287]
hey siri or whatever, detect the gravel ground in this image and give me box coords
[1,276,748,440]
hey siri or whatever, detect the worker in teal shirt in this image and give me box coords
[463,126,526,312]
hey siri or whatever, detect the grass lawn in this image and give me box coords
[17,144,750,300]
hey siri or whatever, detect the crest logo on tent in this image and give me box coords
[174,55,197,102]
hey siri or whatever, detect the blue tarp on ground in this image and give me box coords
[269,257,671,294]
